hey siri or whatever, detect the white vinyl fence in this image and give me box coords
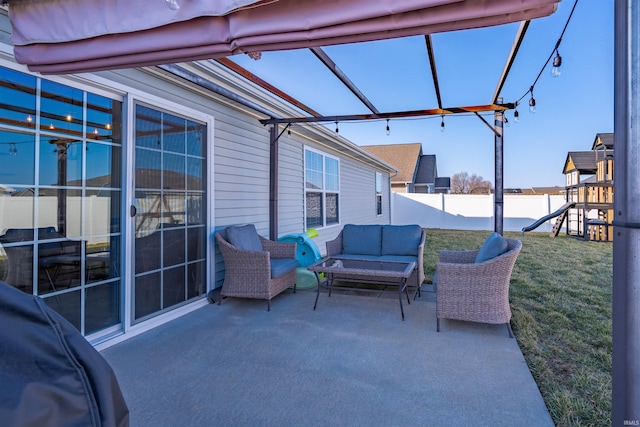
[392,193,567,233]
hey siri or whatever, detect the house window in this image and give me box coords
[375,172,383,216]
[305,148,339,228]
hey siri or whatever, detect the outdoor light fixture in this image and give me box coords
[386,119,390,136]
[26,115,32,123]
[335,121,339,133]
[440,115,445,132]
[66,114,72,122]
[551,49,562,77]
[529,87,536,113]
[165,0,180,10]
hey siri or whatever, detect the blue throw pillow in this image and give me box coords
[226,225,263,252]
[475,232,508,263]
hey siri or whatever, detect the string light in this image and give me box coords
[335,121,339,133]
[385,119,390,136]
[26,115,33,123]
[8,143,17,156]
[514,0,577,115]
[529,87,536,114]
[504,116,510,128]
[551,48,562,77]
[440,115,445,132]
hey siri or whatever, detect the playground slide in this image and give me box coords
[521,202,575,234]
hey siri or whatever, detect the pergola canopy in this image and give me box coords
[6,0,559,74]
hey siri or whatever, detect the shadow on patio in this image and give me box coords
[101,287,553,426]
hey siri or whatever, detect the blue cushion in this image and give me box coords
[342,224,382,256]
[226,224,262,252]
[270,258,299,279]
[475,232,509,263]
[331,253,378,261]
[376,255,418,264]
[381,225,423,256]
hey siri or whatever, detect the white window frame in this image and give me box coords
[375,172,383,216]
[304,146,340,229]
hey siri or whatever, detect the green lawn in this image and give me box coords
[423,229,612,427]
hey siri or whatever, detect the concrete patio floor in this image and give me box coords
[101,286,554,427]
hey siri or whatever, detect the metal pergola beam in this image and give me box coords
[425,35,444,110]
[310,47,380,114]
[612,0,640,423]
[260,103,514,125]
[492,20,530,104]
[214,58,322,117]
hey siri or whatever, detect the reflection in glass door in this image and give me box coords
[0,66,123,340]
[133,104,207,322]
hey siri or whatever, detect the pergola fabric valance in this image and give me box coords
[7,0,560,74]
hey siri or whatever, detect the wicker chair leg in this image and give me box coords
[507,322,514,338]
[437,318,440,332]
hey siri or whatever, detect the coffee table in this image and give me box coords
[307,257,416,320]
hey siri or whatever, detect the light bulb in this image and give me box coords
[335,122,339,133]
[551,52,562,77]
[504,116,510,128]
[385,119,390,136]
[66,114,72,122]
[514,109,520,123]
[26,115,33,123]
[529,97,536,114]
[440,117,445,132]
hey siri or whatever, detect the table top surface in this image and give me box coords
[307,257,415,278]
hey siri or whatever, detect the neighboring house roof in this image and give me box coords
[563,151,598,174]
[434,177,450,188]
[591,132,614,150]
[361,143,422,184]
[414,154,437,186]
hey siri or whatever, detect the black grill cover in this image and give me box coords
[0,281,129,426]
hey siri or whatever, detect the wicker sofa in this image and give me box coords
[215,225,298,311]
[435,236,522,337]
[325,224,425,294]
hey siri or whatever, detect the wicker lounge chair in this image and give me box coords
[436,238,522,337]
[215,225,298,311]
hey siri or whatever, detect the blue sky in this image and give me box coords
[231,0,613,188]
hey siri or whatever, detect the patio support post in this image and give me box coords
[494,100,504,235]
[269,124,278,240]
[613,0,640,423]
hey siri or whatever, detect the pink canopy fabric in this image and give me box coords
[7,0,560,74]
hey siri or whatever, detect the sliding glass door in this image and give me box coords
[132,103,207,322]
[0,66,123,340]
